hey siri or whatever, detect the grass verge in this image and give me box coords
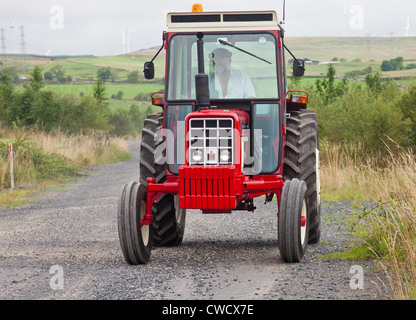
[0,126,131,209]
[320,140,416,299]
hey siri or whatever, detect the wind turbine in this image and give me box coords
[342,0,348,37]
[405,15,410,37]
[121,29,126,54]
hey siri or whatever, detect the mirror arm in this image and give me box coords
[283,43,305,71]
[143,31,167,73]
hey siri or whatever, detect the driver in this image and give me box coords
[209,48,256,99]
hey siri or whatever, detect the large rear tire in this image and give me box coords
[284,109,321,244]
[140,113,186,247]
[278,179,309,263]
[118,182,152,264]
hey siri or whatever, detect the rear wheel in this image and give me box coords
[284,109,321,244]
[140,113,186,247]
[118,182,152,264]
[278,178,309,263]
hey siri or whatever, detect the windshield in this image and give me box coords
[167,33,279,101]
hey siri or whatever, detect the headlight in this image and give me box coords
[192,149,203,162]
[220,149,231,162]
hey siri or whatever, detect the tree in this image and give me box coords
[0,67,19,83]
[381,60,393,71]
[60,95,109,134]
[392,57,404,70]
[365,72,383,94]
[49,65,65,80]
[315,64,347,103]
[97,68,112,83]
[29,66,45,92]
[108,109,134,136]
[111,91,124,100]
[381,57,404,71]
[30,90,63,132]
[0,74,14,123]
[0,73,14,103]
[398,85,416,147]
[13,85,35,126]
[44,72,53,81]
[127,71,139,83]
[8,66,46,126]
[93,78,107,104]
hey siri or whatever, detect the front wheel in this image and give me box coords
[118,181,153,264]
[140,112,186,247]
[284,109,321,244]
[278,178,309,263]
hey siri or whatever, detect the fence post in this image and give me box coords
[9,143,14,189]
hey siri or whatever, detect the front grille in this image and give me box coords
[178,165,237,209]
[189,118,234,166]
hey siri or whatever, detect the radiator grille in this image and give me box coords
[178,165,237,209]
[189,118,234,166]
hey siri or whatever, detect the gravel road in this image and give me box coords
[0,140,390,301]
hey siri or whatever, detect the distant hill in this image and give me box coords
[130,46,166,56]
[132,37,416,62]
[3,37,415,83]
[284,37,416,62]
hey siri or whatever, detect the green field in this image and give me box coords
[40,54,166,82]
[44,83,164,99]
[284,37,416,62]
[4,36,416,103]
[2,51,166,82]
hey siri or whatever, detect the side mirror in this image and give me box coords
[144,62,154,80]
[293,59,305,77]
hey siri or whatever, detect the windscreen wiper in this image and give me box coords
[218,39,271,64]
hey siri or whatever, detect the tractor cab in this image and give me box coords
[148,8,289,177]
[165,19,280,101]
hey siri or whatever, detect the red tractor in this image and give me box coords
[117,5,320,264]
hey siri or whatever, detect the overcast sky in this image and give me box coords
[0,0,415,56]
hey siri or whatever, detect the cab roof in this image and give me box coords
[167,10,280,33]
